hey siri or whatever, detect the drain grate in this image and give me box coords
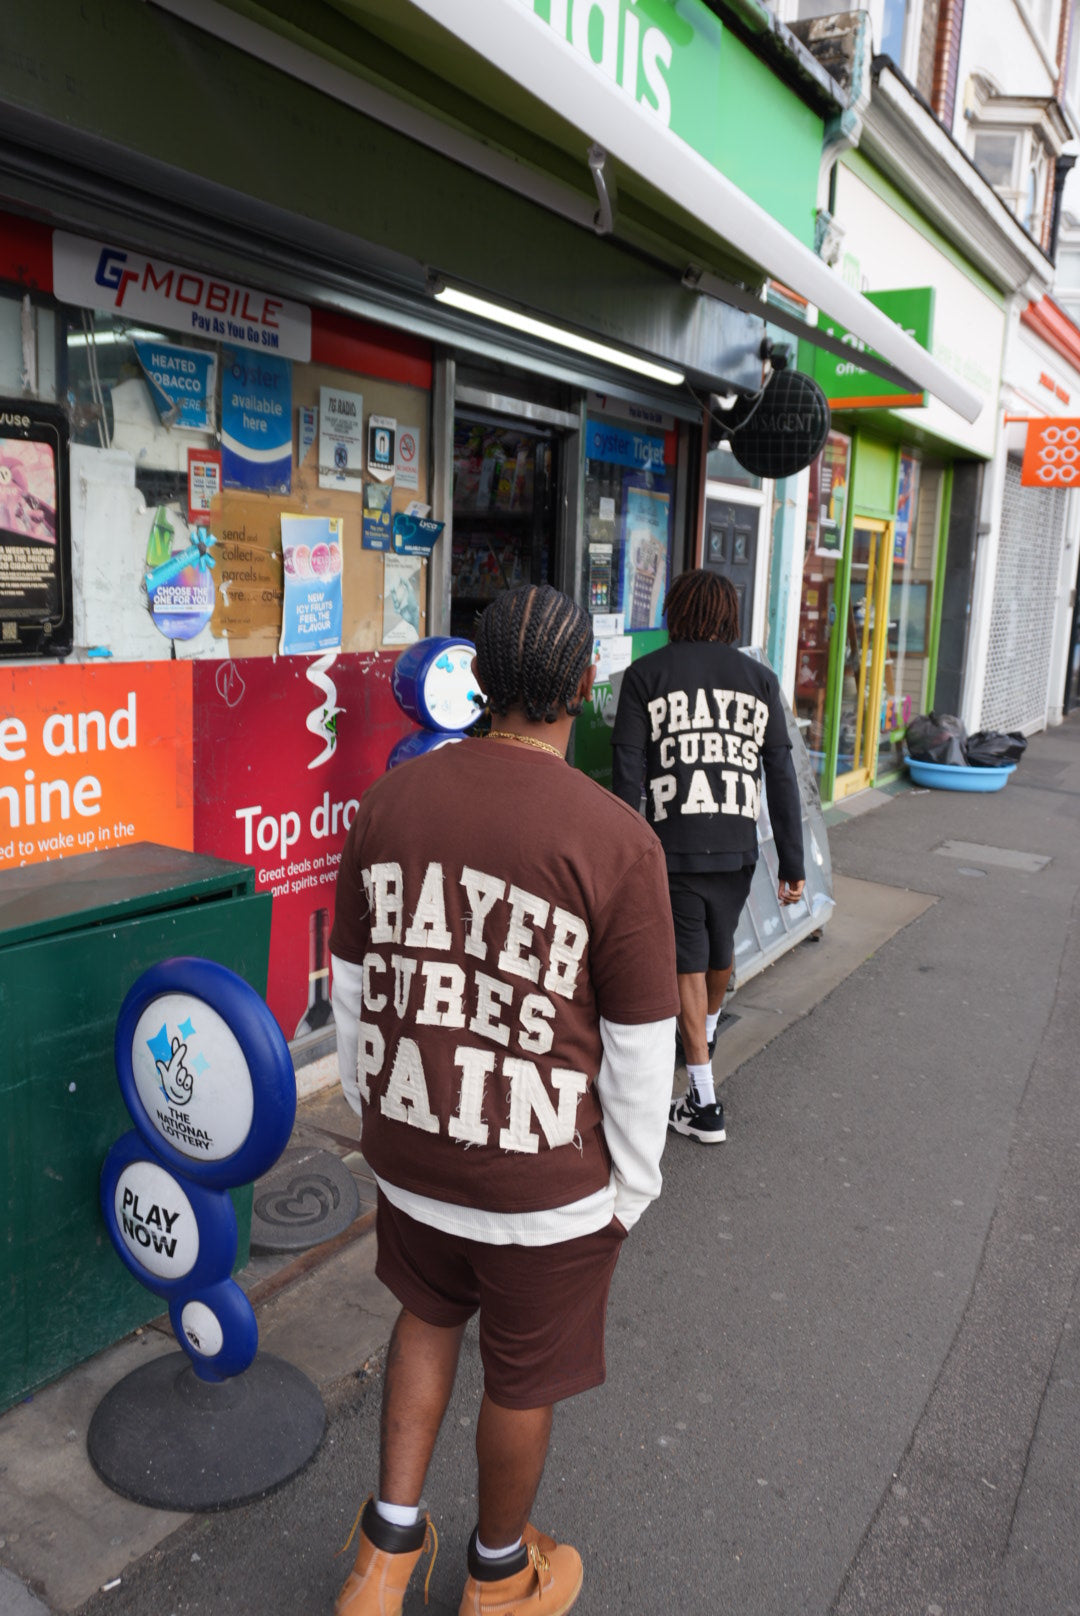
[934,840,1050,873]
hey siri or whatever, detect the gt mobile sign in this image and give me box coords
[1021,419,1080,487]
[52,232,312,362]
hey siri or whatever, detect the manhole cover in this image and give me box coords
[250,1147,360,1253]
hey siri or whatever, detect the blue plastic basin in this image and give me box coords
[905,758,1016,792]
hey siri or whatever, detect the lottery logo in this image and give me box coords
[105,959,296,1381]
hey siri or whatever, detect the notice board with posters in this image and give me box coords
[206,362,430,657]
[0,399,72,659]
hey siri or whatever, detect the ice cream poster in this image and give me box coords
[279,515,343,656]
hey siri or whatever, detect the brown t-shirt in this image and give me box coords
[330,740,679,1214]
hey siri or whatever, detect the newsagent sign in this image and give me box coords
[53,231,312,362]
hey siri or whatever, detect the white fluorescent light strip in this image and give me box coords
[66,328,164,348]
[436,285,685,387]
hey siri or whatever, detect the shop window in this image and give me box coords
[581,412,677,631]
[450,418,557,639]
[965,76,1068,247]
[972,131,1020,192]
[880,0,906,59]
[877,457,943,775]
[705,441,761,491]
[793,430,850,778]
[55,303,432,658]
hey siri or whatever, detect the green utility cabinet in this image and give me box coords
[0,843,272,1412]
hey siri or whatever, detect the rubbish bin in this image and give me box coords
[0,842,272,1412]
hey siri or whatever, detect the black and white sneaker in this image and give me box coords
[668,1092,726,1144]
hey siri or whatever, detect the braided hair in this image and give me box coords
[475,584,593,723]
[664,569,740,645]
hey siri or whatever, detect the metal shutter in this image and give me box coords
[980,455,1065,733]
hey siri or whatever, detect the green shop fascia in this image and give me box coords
[794,150,1004,805]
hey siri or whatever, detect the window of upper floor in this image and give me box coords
[964,73,1072,246]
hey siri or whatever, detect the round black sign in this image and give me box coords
[729,369,831,479]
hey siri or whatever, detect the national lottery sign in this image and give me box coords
[53,232,311,362]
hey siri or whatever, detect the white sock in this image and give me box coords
[705,1010,721,1042]
[686,1062,716,1107]
[375,1499,420,1528]
[475,1534,523,1559]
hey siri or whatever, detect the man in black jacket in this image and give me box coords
[611,569,805,1144]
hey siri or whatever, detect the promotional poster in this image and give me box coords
[0,398,72,659]
[279,515,343,656]
[220,348,292,494]
[0,661,193,869]
[192,653,411,1039]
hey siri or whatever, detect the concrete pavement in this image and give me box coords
[2,716,1079,1616]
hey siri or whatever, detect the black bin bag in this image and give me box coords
[965,730,1027,768]
[905,712,968,766]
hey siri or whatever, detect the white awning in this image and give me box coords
[405,0,983,424]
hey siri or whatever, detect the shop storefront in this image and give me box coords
[794,150,1006,803]
[1,0,981,1048]
[966,297,1080,735]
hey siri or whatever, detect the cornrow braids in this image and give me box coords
[475,584,594,723]
[664,568,740,645]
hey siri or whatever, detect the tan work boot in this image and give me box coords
[336,1498,437,1616]
[458,1527,583,1616]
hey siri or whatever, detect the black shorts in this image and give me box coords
[668,866,755,974]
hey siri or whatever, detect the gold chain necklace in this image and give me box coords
[486,729,565,760]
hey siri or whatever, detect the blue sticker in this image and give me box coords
[585,418,666,471]
[220,347,292,493]
[391,513,444,557]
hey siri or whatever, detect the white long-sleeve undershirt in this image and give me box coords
[331,953,673,1244]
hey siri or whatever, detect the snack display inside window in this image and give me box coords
[876,457,943,774]
[793,431,850,776]
[581,414,676,629]
[450,418,556,638]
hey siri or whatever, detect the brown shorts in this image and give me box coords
[375,1193,628,1410]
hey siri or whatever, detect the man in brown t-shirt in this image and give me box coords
[330,585,678,1616]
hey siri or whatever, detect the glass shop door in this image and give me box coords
[449,414,559,639]
[833,517,894,798]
